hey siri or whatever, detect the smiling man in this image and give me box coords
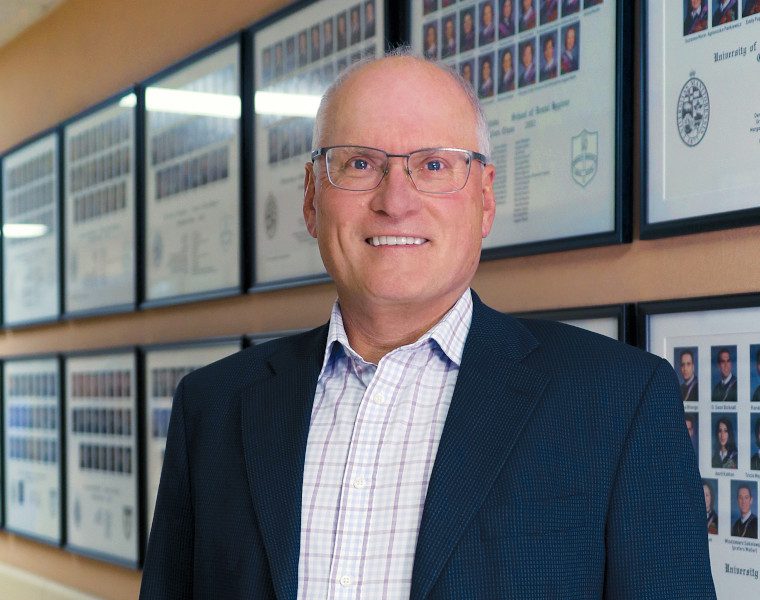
[141,52,715,599]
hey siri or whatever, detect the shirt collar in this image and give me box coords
[319,289,473,377]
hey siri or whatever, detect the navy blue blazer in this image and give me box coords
[141,295,715,598]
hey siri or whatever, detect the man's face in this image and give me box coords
[544,38,554,62]
[464,13,473,34]
[325,20,333,40]
[738,488,752,516]
[718,422,729,447]
[523,0,532,11]
[483,4,493,26]
[366,2,374,21]
[304,59,496,314]
[703,484,712,511]
[522,44,533,68]
[445,19,455,40]
[565,27,576,51]
[503,0,513,18]
[351,9,359,28]
[503,50,512,72]
[462,63,472,82]
[686,419,694,438]
[338,15,346,35]
[482,59,491,79]
[691,0,701,10]
[680,353,694,381]
[426,26,436,46]
[718,351,732,378]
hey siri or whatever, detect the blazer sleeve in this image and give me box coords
[603,359,716,598]
[140,379,194,599]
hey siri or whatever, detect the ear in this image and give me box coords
[480,163,496,238]
[303,162,318,238]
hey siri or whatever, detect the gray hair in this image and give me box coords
[312,47,492,160]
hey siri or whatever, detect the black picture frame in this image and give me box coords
[61,87,139,319]
[515,302,635,344]
[1,127,63,329]
[140,33,246,309]
[640,2,760,239]
[1,354,64,547]
[406,0,633,259]
[62,347,143,569]
[247,0,392,292]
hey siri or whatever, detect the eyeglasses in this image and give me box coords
[310,145,488,194]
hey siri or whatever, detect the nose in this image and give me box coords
[368,158,422,219]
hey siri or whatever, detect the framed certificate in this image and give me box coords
[1,130,61,327]
[142,35,243,307]
[249,0,387,290]
[409,0,632,257]
[639,293,760,597]
[143,337,242,544]
[516,302,634,343]
[63,89,137,317]
[641,2,760,238]
[64,349,140,567]
[3,356,63,545]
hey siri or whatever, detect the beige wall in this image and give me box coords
[0,0,758,597]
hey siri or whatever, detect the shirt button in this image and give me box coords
[340,575,351,587]
[352,476,366,489]
[373,393,386,405]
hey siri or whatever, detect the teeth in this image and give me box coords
[368,236,427,246]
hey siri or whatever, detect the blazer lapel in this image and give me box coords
[411,298,550,600]
[241,325,327,600]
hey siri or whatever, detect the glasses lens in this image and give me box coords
[408,148,471,193]
[325,146,387,191]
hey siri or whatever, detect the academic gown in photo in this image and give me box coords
[140,294,715,599]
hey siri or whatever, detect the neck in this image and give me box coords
[337,289,467,364]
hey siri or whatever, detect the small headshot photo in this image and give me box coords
[459,58,475,87]
[297,30,308,67]
[713,0,739,25]
[519,0,537,31]
[310,24,321,63]
[675,346,699,402]
[540,0,559,24]
[562,0,581,15]
[703,479,718,535]
[441,15,457,58]
[285,36,296,73]
[751,414,760,470]
[731,480,758,538]
[518,38,536,87]
[274,42,284,78]
[560,22,580,74]
[423,0,438,16]
[751,344,760,401]
[499,0,516,38]
[364,0,376,38]
[745,0,760,16]
[423,22,439,59]
[323,17,335,56]
[479,0,496,45]
[683,0,708,35]
[350,4,362,45]
[712,413,738,469]
[460,7,476,51]
[478,52,495,98]
[337,12,348,51]
[685,412,698,457]
[539,30,558,81]
[711,345,738,402]
[261,47,272,85]
[498,45,516,93]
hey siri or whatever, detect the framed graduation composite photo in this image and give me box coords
[641,2,760,238]
[63,89,137,317]
[409,0,633,258]
[142,337,242,544]
[249,0,386,290]
[516,302,634,343]
[64,350,141,567]
[142,35,243,307]
[3,357,63,546]
[639,293,760,598]
[1,130,61,327]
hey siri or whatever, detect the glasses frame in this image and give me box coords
[310,145,489,194]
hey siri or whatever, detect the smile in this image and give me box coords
[367,236,428,246]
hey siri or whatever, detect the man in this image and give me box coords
[298,30,308,67]
[684,0,708,35]
[520,0,536,30]
[499,0,515,38]
[712,348,737,402]
[337,12,348,51]
[442,16,457,58]
[713,0,738,25]
[685,413,698,455]
[498,46,515,93]
[561,24,579,74]
[479,1,495,45]
[142,53,715,598]
[753,348,760,402]
[478,54,494,98]
[519,40,536,86]
[732,485,758,538]
[460,9,476,51]
[679,348,698,402]
[310,25,321,63]
[364,0,376,38]
[424,23,438,59]
[460,59,474,86]
[539,34,557,81]
[323,17,334,56]
[350,5,362,45]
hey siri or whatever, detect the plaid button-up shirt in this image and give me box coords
[297,290,472,599]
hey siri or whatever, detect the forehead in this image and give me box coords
[324,59,479,150]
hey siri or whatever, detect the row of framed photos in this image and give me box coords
[2,0,758,329]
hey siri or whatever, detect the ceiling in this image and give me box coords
[0,0,65,49]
